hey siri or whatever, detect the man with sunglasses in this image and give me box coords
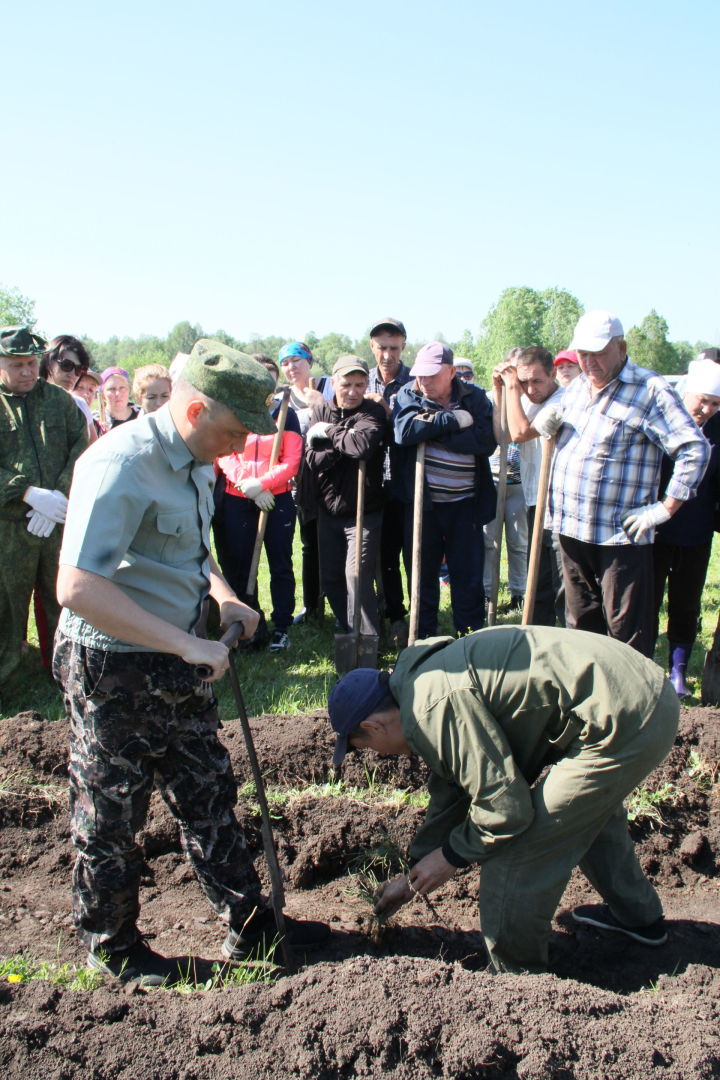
[0,326,88,686]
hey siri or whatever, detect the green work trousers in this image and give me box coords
[0,517,62,683]
[479,678,680,973]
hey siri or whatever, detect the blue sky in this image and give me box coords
[4,0,719,347]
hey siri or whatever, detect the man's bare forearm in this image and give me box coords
[57,565,193,655]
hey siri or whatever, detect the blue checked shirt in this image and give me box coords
[546,360,710,546]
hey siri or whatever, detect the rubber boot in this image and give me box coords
[669,642,692,697]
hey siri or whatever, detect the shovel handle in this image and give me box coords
[195,620,245,679]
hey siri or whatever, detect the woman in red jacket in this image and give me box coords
[214,357,303,651]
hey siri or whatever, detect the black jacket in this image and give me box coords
[301,398,387,518]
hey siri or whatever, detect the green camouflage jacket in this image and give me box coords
[389,627,665,866]
[0,379,88,520]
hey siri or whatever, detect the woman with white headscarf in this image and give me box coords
[652,359,720,695]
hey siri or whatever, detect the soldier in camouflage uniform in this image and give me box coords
[53,340,327,986]
[0,326,88,685]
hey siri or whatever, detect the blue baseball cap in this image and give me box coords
[278,341,313,364]
[328,668,393,766]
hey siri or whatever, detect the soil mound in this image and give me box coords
[0,705,718,1077]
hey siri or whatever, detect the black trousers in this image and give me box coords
[378,496,408,623]
[526,506,565,627]
[652,539,713,648]
[318,507,382,635]
[559,535,654,657]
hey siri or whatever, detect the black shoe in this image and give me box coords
[269,630,290,652]
[572,904,668,946]
[500,594,524,613]
[388,618,409,650]
[222,909,330,962]
[87,940,183,987]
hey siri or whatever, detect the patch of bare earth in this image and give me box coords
[0,707,718,1079]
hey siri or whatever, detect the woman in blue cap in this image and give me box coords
[278,342,334,624]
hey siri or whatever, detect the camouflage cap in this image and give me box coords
[0,326,47,357]
[185,339,276,435]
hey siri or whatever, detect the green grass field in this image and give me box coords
[3,533,719,723]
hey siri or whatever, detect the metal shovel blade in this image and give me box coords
[334,631,379,676]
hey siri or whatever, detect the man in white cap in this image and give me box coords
[652,357,720,693]
[537,310,709,656]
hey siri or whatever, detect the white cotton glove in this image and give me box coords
[453,409,474,429]
[533,401,565,439]
[238,477,264,499]
[623,502,671,541]
[307,421,331,446]
[23,486,68,523]
[26,509,57,538]
[254,490,276,512]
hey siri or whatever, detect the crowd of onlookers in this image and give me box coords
[1,313,719,700]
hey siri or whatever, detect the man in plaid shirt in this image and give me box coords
[537,310,709,657]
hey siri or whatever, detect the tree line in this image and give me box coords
[1,282,711,389]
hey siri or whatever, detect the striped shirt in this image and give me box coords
[547,360,709,546]
[426,404,476,502]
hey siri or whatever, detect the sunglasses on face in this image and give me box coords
[56,358,87,375]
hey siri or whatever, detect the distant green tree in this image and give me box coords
[539,288,584,355]
[166,321,203,358]
[0,283,36,328]
[625,310,682,375]
[310,332,354,375]
[84,334,165,372]
[237,335,286,360]
[673,341,696,371]
[476,286,583,372]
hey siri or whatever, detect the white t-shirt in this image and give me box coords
[518,386,564,507]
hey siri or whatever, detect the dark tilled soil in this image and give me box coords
[0,707,718,1079]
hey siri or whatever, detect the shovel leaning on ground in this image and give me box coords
[522,435,555,626]
[196,620,294,973]
[486,388,509,627]
[242,387,292,648]
[334,459,379,675]
[408,442,426,647]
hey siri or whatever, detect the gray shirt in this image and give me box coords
[59,404,215,651]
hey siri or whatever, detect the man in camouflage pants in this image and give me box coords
[54,341,326,986]
[0,326,87,687]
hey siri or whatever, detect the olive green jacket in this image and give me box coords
[389,627,666,867]
[0,379,88,520]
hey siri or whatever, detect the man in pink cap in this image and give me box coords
[393,342,496,637]
[537,310,709,656]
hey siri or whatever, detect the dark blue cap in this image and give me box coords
[328,668,391,766]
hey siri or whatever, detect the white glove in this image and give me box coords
[254,490,276,512]
[26,509,57,538]
[307,421,331,445]
[23,486,68,523]
[533,401,565,439]
[238,477,264,500]
[623,502,671,541]
[453,409,474,430]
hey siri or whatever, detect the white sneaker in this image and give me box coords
[269,631,290,652]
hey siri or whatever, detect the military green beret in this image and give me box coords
[0,326,47,357]
[185,339,276,435]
